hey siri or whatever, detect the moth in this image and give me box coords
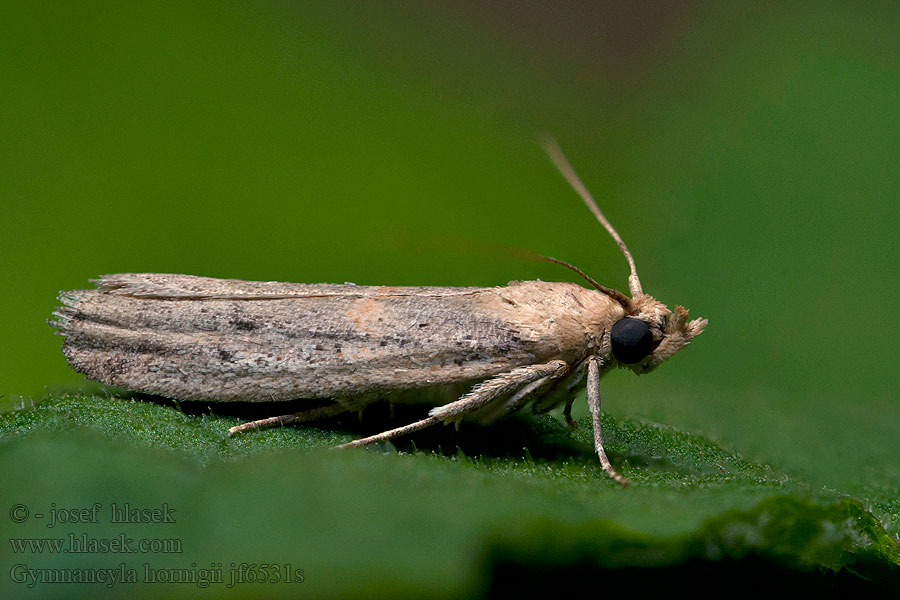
[50,138,706,485]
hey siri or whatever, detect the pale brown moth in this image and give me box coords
[49,138,706,485]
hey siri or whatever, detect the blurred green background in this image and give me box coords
[1,0,899,593]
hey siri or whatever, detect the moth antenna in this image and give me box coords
[540,135,643,297]
[540,255,630,308]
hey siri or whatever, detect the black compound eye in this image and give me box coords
[610,318,653,364]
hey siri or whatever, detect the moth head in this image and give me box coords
[540,135,707,374]
[612,294,707,374]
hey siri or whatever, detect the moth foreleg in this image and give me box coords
[228,402,348,435]
[586,355,628,486]
[334,360,569,450]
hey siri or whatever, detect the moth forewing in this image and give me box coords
[50,140,706,486]
[53,275,622,402]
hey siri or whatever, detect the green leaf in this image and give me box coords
[1,394,897,598]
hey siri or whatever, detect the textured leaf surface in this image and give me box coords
[1,394,897,598]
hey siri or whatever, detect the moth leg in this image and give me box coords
[472,375,555,424]
[228,402,347,435]
[531,359,587,415]
[333,415,443,449]
[330,395,375,424]
[477,358,583,424]
[505,359,587,428]
[334,360,569,449]
[587,355,628,486]
[562,397,576,430]
[559,363,588,429]
[429,360,568,422]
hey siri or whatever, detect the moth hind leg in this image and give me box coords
[488,359,588,428]
[335,360,570,450]
[228,402,348,435]
[333,415,443,449]
[472,375,554,424]
[530,358,587,419]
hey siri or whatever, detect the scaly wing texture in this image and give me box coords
[51,274,606,402]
